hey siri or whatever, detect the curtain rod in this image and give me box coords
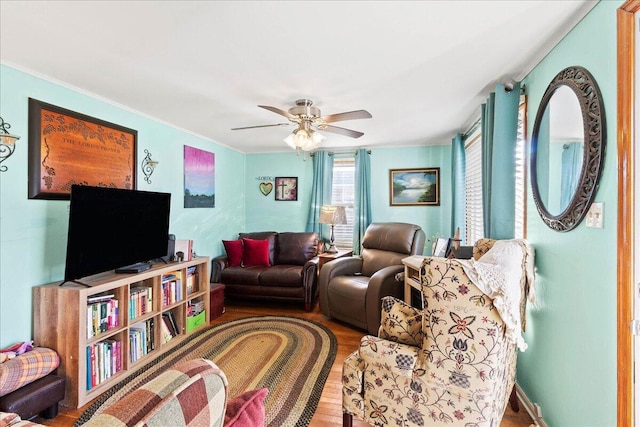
[310,149,371,157]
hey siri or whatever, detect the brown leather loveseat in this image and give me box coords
[210,231,320,311]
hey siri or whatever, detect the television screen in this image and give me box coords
[64,185,171,282]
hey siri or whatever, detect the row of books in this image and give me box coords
[129,286,153,319]
[162,272,182,306]
[86,339,122,390]
[129,318,155,362]
[160,311,180,343]
[87,295,119,339]
[186,266,197,295]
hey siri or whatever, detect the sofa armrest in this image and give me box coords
[210,255,228,283]
[358,335,420,375]
[0,412,41,427]
[364,265,405,335]
[83,359,228,427]
[302,257,320,311]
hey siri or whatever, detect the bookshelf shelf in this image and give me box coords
[33,257,210,409]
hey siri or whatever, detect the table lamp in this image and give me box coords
[318,205,347,253]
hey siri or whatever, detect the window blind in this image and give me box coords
[514,96,527,239]
[465,129,484,245]
[330,156,355,249]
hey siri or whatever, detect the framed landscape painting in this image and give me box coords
[184,145,215,208]
[389,168,440,206]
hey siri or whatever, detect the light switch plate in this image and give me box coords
[586,202,604,228]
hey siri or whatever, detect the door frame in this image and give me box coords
[618,2,640,426]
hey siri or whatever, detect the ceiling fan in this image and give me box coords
[231,99,372,152]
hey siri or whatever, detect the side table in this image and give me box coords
[209,283,225,321]
[401,255,426,306]
[318,249,353,273]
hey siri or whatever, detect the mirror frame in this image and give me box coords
[530,65,606,232]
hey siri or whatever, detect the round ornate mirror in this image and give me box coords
[530,66,606,232]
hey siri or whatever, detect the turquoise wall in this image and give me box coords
[519,1,618,425]
[243,145,452,255]
[243,152,313,233]
[370,146,451,248]
[0,65,246,346]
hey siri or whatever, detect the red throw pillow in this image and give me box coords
[223,239,243,267]
[242,238,270,267]
[224,388,268,427]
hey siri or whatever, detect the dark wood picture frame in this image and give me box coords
[274,177,298,201]
[28,98,137,200]
[389,167,440,206]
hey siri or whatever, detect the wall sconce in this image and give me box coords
[141,149,159,184]
[0,116,21,172]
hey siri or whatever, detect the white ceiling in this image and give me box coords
[0,1,595,154]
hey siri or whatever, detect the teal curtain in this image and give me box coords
[481,83,521,239]
[450,133,465,242]
[305,151,333,244]
[560,142,582,210]
[481,92,495,238]
[352,149,371,254]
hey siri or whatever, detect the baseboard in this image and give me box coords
[515,382,548,427]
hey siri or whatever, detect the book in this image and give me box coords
[162,312,179,337]
[160,317,173,343]
[87,293,116,303]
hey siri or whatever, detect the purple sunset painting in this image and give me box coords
[184,145,215,208]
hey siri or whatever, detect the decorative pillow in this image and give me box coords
[224,388,268,427]
[223,239,244,267]
[378,296,423,347]
[242,238,270,267]
[0,347,60,397]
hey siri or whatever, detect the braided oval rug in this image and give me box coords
[75,316,337,427]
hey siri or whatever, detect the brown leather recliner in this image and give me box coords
[318,222,425,334]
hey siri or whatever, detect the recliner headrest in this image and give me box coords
[362,222,422,255]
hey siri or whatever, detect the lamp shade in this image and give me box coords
[318,205,347,225]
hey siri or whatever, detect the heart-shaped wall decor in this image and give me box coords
[259,182,273,196]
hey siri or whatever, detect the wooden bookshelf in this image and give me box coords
[33,257,210,408]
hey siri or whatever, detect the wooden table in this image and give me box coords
[318,249,353,273]
[401,255,427,306]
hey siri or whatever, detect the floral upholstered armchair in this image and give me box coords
[342,238,534,427]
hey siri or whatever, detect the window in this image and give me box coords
[330,155,355,249]
[464,123,484,245]
[514,96,527,239]
[464,95,526,244]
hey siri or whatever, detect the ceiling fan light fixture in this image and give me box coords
[283,127,324,152]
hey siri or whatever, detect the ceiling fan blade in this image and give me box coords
[258,105,297,120]
[322,125,364,139]
[322,110,372,123]
[231,123,289,130]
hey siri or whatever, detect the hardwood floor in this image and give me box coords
[35,299,534,427]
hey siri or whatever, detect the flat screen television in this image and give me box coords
[64,185,171,282]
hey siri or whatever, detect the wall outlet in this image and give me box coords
[534,403,543,418]
[586,202,604,228]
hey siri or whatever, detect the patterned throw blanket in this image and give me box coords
[458,239,535,351]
